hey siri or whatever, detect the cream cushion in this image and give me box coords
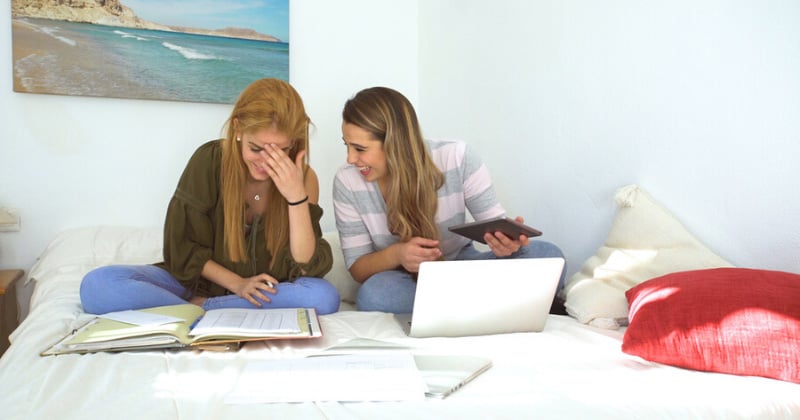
[562,184,733,329]
[321,232,359,310]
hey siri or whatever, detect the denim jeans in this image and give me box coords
[355,240,566,314]
[79,265,340,315]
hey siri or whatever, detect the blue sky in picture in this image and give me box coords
[123,0,290,42]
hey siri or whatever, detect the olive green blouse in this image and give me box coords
[154,140,333,297]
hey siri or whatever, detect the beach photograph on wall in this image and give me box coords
[11,0,289,104]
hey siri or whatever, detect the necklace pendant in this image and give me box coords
[254,194,261,201]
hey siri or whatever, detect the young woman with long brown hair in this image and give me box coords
[333,87,565,313]
[81,79,340,315]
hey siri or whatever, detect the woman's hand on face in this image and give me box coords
[260,145,307,203]
[483,216,530,257]
[397,237,442,273]
[234,274,278,307]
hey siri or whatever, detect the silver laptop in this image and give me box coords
[400,258,564,338]
[414,354,492,398]
[310,338,493,399]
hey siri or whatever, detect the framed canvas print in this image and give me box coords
[11,0,289,104]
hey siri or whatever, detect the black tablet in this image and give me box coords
[447,217,542,244]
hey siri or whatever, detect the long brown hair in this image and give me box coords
[342,87,444,242]
[220,78,310,264]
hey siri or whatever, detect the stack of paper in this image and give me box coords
[225,353,428,403]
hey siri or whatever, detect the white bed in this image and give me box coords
[0,225,798,420]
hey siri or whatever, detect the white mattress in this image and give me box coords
[1,227,798,419]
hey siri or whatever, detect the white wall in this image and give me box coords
[418,0,800,275]
[2,0,799,312]
[290,0,419,232]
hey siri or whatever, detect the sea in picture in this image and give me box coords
[12,17,289,104]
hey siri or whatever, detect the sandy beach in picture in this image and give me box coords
[12,18,167,100]
[12,17,289,103]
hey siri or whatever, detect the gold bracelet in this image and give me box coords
[287,196,309,206]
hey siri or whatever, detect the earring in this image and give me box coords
[236,136,241,142]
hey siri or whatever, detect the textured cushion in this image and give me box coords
[321,232,359,306]
[622,268,800,384]
[563,184,732,329]
[27,226,164,286]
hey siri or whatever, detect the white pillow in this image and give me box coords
[27,226,163,286]
[563,185,733,329]
[321,232,359,306]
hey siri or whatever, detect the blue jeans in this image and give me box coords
[80,265,340,315]
[356,240,566,314]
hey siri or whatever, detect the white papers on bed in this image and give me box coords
[308,338,493,399]
[225,353,427,403]
[312,337,410,355]
[99,310,184,326]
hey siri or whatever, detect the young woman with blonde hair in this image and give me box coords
[334,86,565,313]
[81,78,340,315]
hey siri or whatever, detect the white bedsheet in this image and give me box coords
[1,228,798,419]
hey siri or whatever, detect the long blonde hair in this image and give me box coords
[220,78,310,263]
[342,87,444,242]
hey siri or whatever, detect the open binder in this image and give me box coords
[42,304,322,356]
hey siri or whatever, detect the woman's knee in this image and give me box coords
[79,266,118,306]
[356,278,382,311]
[80,267,110,314]
[79,265,179,314]
[294,277,341,315]
[523,240,565,259]
[356,271,415,313]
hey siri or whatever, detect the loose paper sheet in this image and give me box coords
[98,310,184,326]
[225,353,427,403]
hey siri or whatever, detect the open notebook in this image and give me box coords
[42,304,322,355]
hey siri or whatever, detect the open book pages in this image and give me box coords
[188,307,310,340]
[41,304,321,356]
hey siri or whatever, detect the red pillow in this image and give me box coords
[622,268,800,383]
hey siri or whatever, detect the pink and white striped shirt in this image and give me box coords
[333,139,505,269]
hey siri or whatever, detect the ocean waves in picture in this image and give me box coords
[113,29,148,42]
[12,17,289,104]
[162,42,219,60]
[39,25,77,46]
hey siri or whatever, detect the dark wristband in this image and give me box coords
[287,196,309,206]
